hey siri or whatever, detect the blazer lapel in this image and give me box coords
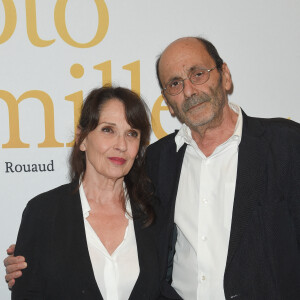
[55,182,103,298]
[129,204,162,299]
[225,112,267,270]
[155,138,187,297]
[159,140,187,217]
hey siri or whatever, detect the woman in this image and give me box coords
[10,86,161,299]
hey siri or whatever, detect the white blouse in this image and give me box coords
[79,184,140,300]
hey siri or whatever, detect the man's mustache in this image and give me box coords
[182,94,210,112]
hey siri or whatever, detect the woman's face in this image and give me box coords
[80,99,141,182]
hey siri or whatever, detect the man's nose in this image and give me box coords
[182,78,198,99]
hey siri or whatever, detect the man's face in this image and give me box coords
[159,38,232,130]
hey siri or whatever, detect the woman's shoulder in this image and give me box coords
[25,181,78,216]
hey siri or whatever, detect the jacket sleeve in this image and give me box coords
[11,200,45,299]
[288,130,300,251]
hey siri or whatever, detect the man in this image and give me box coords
[5,37,300,299]
[146,37,300,299]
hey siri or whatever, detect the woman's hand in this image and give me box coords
[4,244,27,289]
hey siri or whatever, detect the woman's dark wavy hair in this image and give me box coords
[69,86,154,226]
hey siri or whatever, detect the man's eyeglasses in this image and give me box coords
[163,66,217,96]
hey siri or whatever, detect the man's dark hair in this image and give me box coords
[155,37,224,90]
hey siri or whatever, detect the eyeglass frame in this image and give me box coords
[162,66,217,96]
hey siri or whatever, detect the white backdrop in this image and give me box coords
[0,0,299,297]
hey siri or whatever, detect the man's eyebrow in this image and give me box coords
[166,65,206,83]
[188,65,204,72]
[167,75,183,83]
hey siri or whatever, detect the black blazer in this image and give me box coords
[146,111,300,300]
[12,181,161,299]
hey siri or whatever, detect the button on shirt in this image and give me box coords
[172,103,243,300]
[79,184,140,300]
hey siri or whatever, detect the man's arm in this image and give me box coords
[4,244,27,289]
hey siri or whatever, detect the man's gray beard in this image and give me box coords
[182,94,210,112]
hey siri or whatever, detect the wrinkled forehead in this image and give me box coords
[159,38,214,82]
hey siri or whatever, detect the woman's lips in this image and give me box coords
[108,157,126,165]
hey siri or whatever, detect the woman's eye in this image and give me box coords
[102,127,113,133]
[128,130,139,137]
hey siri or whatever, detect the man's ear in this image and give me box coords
[76,127,86,151]
[162,92,175,116]
[221,63,232,92]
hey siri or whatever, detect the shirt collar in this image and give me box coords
[79,183,91,218]
[175,102,243,152]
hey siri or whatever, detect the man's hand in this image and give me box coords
[4,244,27,289]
